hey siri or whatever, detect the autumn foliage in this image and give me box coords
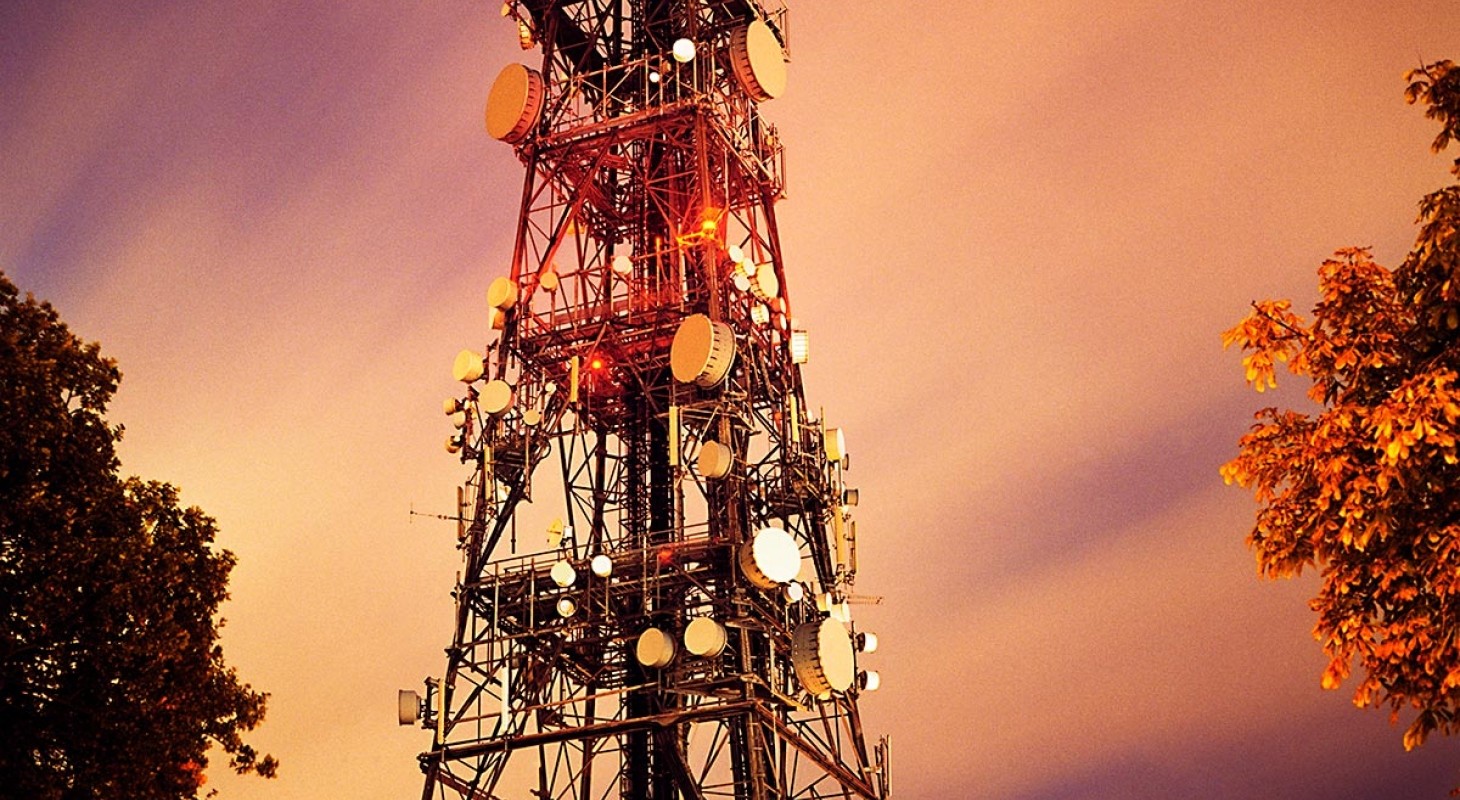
[1223,60,1460,753]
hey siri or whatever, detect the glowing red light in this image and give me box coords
[589,357,605,370]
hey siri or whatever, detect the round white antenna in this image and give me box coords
[487,276,519,310]
[792,617,855,696]
[591,554,613,578]
[452,350,484,383]
[825,427,846,462]
[790,330,809,364]
[550,560,577,588]
[684,617,727,658]
[397,689,422,725]
[696,440,733,479]
[672,38,696,63]
[480,379,514,416]
[738,526,800,588]
[751,265,778,301]
[635,627,676,668]
[858,631,879,654]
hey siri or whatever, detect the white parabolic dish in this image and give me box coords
[739,526,800,588]
[792,617,856,696]
[825,427,846,462]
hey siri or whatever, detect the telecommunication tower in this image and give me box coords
[401,2,889,798]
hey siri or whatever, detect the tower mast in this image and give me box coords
[406,3,889,797]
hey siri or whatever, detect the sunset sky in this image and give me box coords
[7,1,1460,797]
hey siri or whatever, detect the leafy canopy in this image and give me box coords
[1223,60,1460,753]
[0,271,276,798]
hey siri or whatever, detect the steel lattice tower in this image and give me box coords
[403,3,889,798]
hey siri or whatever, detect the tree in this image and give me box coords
[0,271,276,798]
[1223,60,1460,753]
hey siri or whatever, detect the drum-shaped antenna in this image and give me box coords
[397,689,422,725]
[729,20,787,102]
[751,265,779,301]
[590,554,613,578]
[671,314,736,387]
[485,63,545,143]
[635,627,676,668]
[480,379,514,416]
[825,427,847,462]
[487,276,519,310]
[452,350,484,383]
[697,440,733,478]
[792,617,856,696]
[684,617,727,658]
[738,526,800,588]
[550,560,577,588]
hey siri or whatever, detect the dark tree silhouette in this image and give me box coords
[0,271,275,798]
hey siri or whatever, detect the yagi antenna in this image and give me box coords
[408,489,469,540]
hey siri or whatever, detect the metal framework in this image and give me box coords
[408,2,889,798]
